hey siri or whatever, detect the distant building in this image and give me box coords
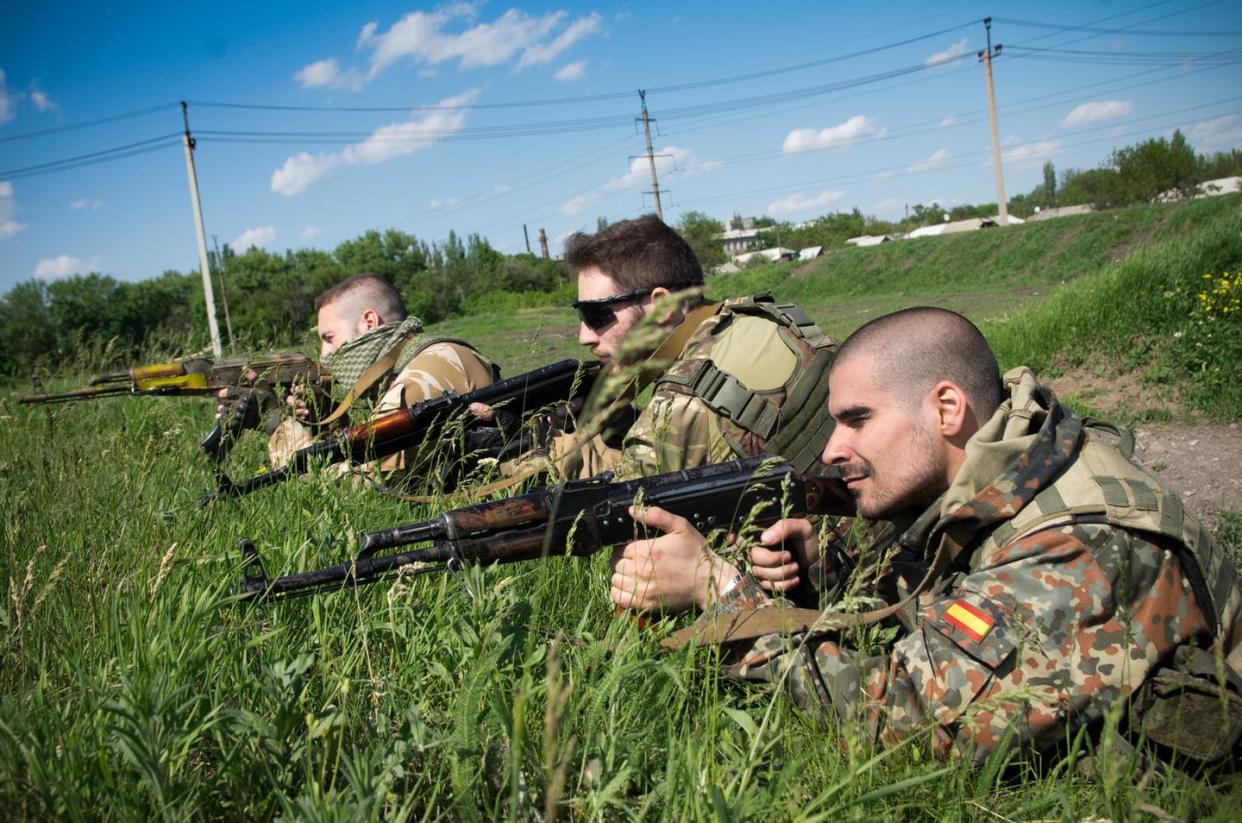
[846,235,894,247]
[1198,176,1242,197]
[797,245,824,260]
[1028,204,1096,222]
[734,247,798,265]
[905,215,1022,238]
[718,227,763,257]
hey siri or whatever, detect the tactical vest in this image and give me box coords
[979,424,1242,763]
[654,295,836,475]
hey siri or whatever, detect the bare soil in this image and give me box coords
[1045,371,1241,523]
[1132,422,1242,524]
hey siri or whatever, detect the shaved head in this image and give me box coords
[832,308,1003,423]
[315,273,406,326]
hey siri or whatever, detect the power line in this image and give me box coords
[0,133,183,179]
[0,102,178,144]
[995,16,1242,37]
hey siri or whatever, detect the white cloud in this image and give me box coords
[782,115,886,154]
[562,145,722,214]
[0,69,13,123]
[302,225,322,240]
[939,115,957,128]
[767,190,846,216]
[70,197,103,210]
[233,226,276,249]
[561,190,604,215]
[30,85,55,112]
[870,197,905,218]
[486,182,511,196]
[271,89,479,196]
[294,58,363,91]
[34,254,97,280]
[430,195,462,209]
[516,14,601,69]
[1060,100,1133,128]
[926,38,969,66]
[554,60,588,82]
[907,148,952,173]
[363,7,602,80]
[1001,137,1062,163]
[873,170,895,183]
[1185,114,1242,151]
[1,180,27,240]
[356,21,379,50]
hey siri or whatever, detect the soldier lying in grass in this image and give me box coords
[619,306,1242,764]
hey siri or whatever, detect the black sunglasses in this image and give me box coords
[572,288,651,332]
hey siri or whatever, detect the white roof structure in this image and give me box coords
[797,245,824,260]
[1028,204,1095,222]
[846,235,893,247]
[1199,176,1242,196]
[734,247,798,265]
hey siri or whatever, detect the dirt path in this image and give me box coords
[1133,422,1242,524]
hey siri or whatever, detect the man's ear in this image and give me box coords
[359,308,383,331]
[647,286,678,323]
[929,380,969,437]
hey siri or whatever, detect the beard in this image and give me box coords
[847,421,946,521]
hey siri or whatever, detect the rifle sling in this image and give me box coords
[311,332,420,428]
[361,302,722,503]
[660,525,972,651]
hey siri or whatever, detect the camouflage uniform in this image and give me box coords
[711,368,1242,763]
[268,333,497,478]
[606,295,836,480]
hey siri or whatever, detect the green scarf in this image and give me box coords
[321,315,424,396]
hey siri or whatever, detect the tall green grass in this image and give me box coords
[2,374,1239,819]
[984,198,1242,418]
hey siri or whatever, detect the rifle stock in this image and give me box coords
[237,454,853,601]
[204,358,601,505]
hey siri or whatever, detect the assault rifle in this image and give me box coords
[19,353,323,464]
[235,454,853,601]
[202,358,602,506]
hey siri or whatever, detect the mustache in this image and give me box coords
[836,460,872,480]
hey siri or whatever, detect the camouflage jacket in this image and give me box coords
[717,368,1242,763]
[268,339,498,477]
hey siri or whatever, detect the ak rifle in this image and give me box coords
[203,358,601,506]
[236,454,853,601]
[20,353,323,464]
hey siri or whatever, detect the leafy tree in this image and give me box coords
[0,280,57,375]
[676,211,727,268]
[1111,129,1199,203]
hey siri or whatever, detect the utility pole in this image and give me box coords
[636,90,669,221]
[538,228,549,259]
[523,224,532,255]
[211,234,235,347]
[978,19,1009,226]
[180,101,223,356]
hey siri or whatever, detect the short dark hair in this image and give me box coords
[563,214,704,292]
[315,273,406,322]
[833,307,1004,420]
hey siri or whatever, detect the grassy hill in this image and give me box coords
[437,193,1241,419]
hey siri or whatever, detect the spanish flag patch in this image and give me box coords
[944,600,993,642]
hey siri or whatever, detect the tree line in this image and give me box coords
[2,132,1238,378]
[676,132,1242,267]
[0,229,570,378]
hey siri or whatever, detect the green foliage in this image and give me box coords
[676,210,727,268]
[0,373,1238,818]
[984,196,1242,418]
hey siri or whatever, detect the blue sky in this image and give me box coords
[2,0,1241,292]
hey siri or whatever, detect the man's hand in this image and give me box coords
[609,505,740,615]
[749,518,821,593]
